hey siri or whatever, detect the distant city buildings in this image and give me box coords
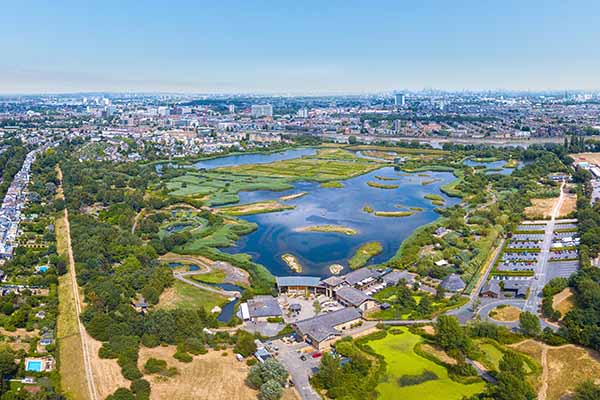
[251,104,273,118]
[394,92,405,107]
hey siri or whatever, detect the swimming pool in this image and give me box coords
[26,360,43,372]
[38,265,49,273]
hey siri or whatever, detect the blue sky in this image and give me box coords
[1,0,599,94]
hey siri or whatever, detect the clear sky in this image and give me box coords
[1,0,599,94]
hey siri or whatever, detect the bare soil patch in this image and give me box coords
[525,198,557,219]
[421,343,457,365]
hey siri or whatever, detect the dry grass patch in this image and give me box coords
[138,346,258,400]
[552,288,575,318]
[573,152,600,165]
[511,340,600,400]
[525,198,557,218]
[421,343,457,365]
[558,192,577,217]
[85,331,129,399]
[489,305,521,322]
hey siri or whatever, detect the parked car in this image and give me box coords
[311,352,322,358]
[300,355,307,361]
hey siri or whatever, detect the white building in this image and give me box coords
[251,104,273,118]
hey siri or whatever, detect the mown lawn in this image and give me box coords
[157,281,228,312]
[368,328,485,400]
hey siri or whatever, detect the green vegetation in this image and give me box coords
[191,270,226,284]
[321,180,344,188]
[217,200,295,216]
[246,359,288,400]
[349,242,383,269]
[374,211,414,217]
[220,148,381,182]
[296,225,358,235]
[363,204,374,213]
[368,328,484,400]
[367,181,399,189]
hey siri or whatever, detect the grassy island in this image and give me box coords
[363,204,374,213]
[217,200,294,216]
[279,192,307,201]
[367,181,399,189]
[296,225,358,235]
[321,180,344,188]
[374,211,414,217]
[349,241,383,269]
[281,253,302,273]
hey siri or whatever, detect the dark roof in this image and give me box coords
[481,280,501,295]
[294,307,362,342]
[276,276,322,288]
[247,296,282,318]
[440,273,466,292]
[321,276,345,287]
[382,270,416,286]
[344,268,380,286]
[335,287,372,307]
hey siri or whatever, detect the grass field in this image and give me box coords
[218,149,382,182]
[55,216,89,400]
[137,346,300,400]
[525,194,576,219]
[511,340,600,400]
[368,328,485,400]
[552,288,575,317]
[157,281,228,312]
[191,270,226,284]
[489,305,521,322]
[349,241,383,269]
[321,180,344,188]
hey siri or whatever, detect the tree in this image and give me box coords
[488,352,535,400]
[519,311,541,337]
[259,379,284,400]
[435,315,470,354]
[246,358,288,389]
[348,135,358,145]
[573,380,600,400]
[234,330,257,357]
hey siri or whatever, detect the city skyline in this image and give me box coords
[2,0,600,94]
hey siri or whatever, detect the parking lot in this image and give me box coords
[274,339,322,400]
[546,260,579,281]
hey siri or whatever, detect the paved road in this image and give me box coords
[274,340,322,400]
[523,180,565,315]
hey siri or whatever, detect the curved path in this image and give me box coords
[173,271,241,298]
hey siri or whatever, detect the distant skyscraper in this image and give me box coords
[394,93,405,107]
[251,104,273,118]
[297,108,308,118]
[228,104,236,113]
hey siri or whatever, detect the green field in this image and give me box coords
[349,241,383,269]
[158,280,228,312]
[369,328,485,400]
[191,270,226,284]
[218,148,382,182]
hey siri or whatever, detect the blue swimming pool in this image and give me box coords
[38,265,49,273]
[26,360,43,372]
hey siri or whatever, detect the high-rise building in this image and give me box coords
[394,93,405,107]
[228,104,236,113]
[251,104,273,118]
[297,108,308,118]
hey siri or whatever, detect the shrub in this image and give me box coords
[130,379,151,400]
[141,334,160,348]
[173,351,193,363]
[106,388,135,400]
[144,358,167,374]
[397,370,438,386]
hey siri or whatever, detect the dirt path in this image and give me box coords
[57,166,99,400]
[131,208,145,234]
[539,346,549,400]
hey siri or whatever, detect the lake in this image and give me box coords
[222,166,459,277]
[463,159,523,175]
[192,148,317,169]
